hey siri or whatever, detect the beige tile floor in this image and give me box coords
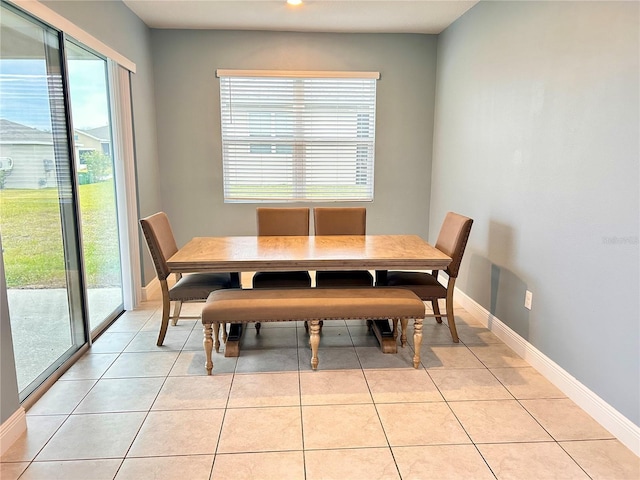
[2,300,639,480]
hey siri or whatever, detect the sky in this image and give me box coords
[0,58,110,132]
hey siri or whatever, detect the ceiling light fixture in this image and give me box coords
[287,0,303,6]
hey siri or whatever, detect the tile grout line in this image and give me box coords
[360,364,404,479]
[12,302,634,478]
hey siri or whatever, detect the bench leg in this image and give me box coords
[412,317,423,368]
[309,319,321,370]
[203,323,214,375]
[305,320,324,334]
[213,322,221,353]
[400,319,408,347]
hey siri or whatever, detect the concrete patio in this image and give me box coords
[6,287,122,392]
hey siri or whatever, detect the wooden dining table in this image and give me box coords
[167,234,451,355]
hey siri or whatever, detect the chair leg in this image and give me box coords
[445,286,459,343]
[432,299,443,323]
[171,300,183,326]
[392,319,399,340]
[157,283,171,346]
[222,322,228,343]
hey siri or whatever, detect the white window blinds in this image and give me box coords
[218,70,379,203]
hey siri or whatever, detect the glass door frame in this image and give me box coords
[53,31,91,356]
[64,36,125,337]
[1,1,131,402]
[0,2,90,401]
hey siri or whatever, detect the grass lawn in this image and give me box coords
[0,181,122,289]
[227,183,371,201]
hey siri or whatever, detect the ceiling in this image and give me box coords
[122,0,479,34]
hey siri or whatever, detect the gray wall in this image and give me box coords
[431,1,639,424]
[43,0,162,284]
[0,0,158,421]
[150,30,438,264]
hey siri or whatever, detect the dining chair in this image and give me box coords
[313,207,374,287]
[377,212,473,343]
[252,207,312,288]
[252,207,313,332]
[140,212,240,346]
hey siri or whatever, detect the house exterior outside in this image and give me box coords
[0,119,55,189]
[0,118,109,189]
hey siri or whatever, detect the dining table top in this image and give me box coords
[167,234,451,274]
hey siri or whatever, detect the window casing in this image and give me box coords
[218,70,379,203]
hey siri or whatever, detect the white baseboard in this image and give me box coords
[453,285,640,456]
[0,407,26,456]
[141,277,161,301]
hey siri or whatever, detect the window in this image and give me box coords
[218,70,379,202]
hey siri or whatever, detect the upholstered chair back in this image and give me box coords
[140,212,179,281]
[314,207,366,235]
[435,212,473,279]
[257,207,310,236]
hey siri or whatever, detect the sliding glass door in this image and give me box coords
[0,3,125,400]
[0,6,85,396]
[65,40,123,331]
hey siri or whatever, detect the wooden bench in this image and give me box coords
[201,287,426,374]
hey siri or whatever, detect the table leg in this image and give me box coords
[203,324,214,375]
[309,319,321,370]
[369,319,398,353]
[412,317,423,368]
[224,323,243,357]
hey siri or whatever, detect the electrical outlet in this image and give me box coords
[524,290,533,310]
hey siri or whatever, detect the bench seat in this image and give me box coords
[201,287,426,374]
